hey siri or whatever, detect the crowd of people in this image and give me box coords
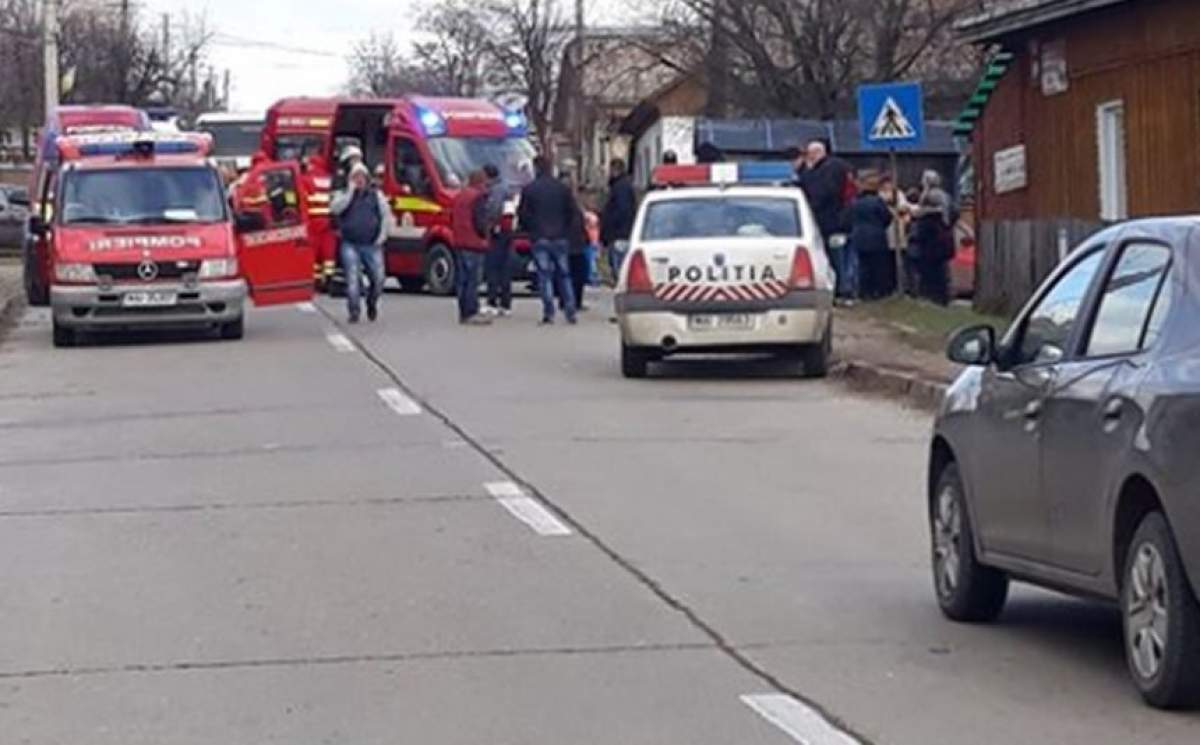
[321,139,957,325]
[791,140,957,306]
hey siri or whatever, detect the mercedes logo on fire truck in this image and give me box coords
[136,260,159,282]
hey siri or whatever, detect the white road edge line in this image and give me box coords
[297,302,317,313]
[740,693,861,745]
[485,481,573,536]
[326,332,356,353]
[377,387,422,416]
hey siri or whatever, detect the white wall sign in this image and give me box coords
[1041,39,1069,96]
[993,144,1028,194]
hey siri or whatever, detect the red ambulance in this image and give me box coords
[257,96,536,294]
[33,130,313,347]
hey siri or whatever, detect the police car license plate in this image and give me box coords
[122,291,177,308]
[689,313,755,331]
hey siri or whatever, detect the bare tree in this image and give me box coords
[663,0,981,118]
[413,0,490,97]
[0,0,43,157]
[481,0,570,150]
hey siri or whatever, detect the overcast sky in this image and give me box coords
[142,0,423,112]
[141,0,641,114]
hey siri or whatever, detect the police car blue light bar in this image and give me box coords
[652,161,796,187]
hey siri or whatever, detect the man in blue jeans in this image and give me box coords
[331,163,393,323]
[518,156,578,325]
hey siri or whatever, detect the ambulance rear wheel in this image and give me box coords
[621,343,650,379]
[425,244,456,296]
[52,320,75,348]
[219,316,244,341]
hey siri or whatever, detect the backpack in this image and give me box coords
[340,189,382,245]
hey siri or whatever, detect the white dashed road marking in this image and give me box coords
[297,302,317,313]
[326,333,356,353]
[485,481,573,537]
[740,694,860,745]
[377,387,422,416]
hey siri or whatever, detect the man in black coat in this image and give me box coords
[518,156,579,325]
[600,158,636,282]
[796,140,854,298]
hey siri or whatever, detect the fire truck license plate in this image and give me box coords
[122,291,178,308]
[689,313,754,331]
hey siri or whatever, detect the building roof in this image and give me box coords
[694,119,961,157]
[957,0,1129,42]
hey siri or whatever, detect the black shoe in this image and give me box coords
[539,318,554,326]
[566,316,578,325]
[367,304,378,322]
[348,315,360,324]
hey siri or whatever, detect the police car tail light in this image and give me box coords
[626,250,653,294]
[199,258,239,280]
[54,262,97,284]
[789,246,814,290]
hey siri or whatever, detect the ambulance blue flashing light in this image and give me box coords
[77,139,201,157]
[504,110,529,136]
[415,106,447,137]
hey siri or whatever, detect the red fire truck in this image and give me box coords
[257,96,536,294]
[23,105,153,306]
[31,130,314,346]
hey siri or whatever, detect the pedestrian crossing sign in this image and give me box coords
[858,82,925,150]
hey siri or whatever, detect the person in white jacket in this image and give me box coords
[331,163,395,323]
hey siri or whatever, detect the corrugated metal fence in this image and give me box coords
[975,218,1104,316]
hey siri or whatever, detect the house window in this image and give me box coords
[1096,100,1127,221]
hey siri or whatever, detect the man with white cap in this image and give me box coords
[331,162,394,323]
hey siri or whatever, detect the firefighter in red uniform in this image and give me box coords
[302,153,336,288]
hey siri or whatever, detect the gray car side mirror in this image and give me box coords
[947,325,996,366]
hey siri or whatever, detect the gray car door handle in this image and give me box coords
[1024,400,1043,420]
[1103,398,1124,420]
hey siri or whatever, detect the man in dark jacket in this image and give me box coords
[518,156,579,325]
[480,164,513,316]
[796,140,854,298]
[600,159,636,282]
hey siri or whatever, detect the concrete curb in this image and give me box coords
[830,358,949,411]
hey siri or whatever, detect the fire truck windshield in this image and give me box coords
[59,167,227,225]
[428,137,535,192]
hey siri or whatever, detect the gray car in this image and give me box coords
[0,184,30,249]
[931,217,1200,708]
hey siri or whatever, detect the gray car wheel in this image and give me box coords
[1122,512,1200,708]
[931,462,1008,622]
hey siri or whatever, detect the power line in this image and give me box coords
[210,33,340,58]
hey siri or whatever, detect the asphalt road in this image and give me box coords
[0,288,1196,744]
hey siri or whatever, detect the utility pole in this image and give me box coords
[42,0,59,122]
[705,0,729,118]
[161,13,170,62]
[574,0,585,187]
[222,69,231,112]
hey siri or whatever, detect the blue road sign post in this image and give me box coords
[857,82,925,151]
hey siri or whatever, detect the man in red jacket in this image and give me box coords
[451,170,493,325]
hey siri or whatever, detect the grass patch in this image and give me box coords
[853,296,1010,352]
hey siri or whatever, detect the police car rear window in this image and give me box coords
[641,197,801,241]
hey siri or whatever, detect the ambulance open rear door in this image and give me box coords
[234,162,316,306]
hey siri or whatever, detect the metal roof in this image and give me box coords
[957,0,1130,42]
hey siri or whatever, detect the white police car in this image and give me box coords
[614,162,836,378]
